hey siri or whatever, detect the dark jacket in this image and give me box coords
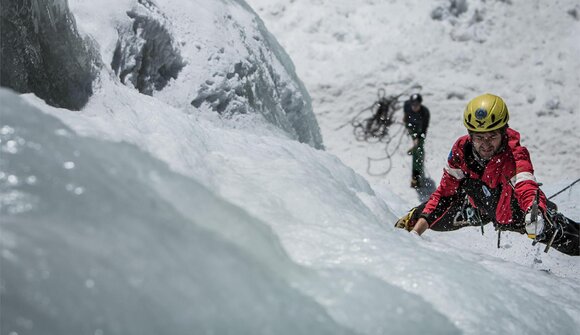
[403,101,430,139]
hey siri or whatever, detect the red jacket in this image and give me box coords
[423,128,546,226]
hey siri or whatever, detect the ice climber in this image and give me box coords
[395,93,579,256]
[403,93,430,188]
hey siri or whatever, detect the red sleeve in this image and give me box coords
[506,129,547,213]
[422,138,465,224]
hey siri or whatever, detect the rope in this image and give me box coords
[366,123,407,176]
[548,178,580,200]
[334,105,374,131]
[339,87,421,176]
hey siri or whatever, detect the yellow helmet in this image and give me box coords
[463,94,509,132]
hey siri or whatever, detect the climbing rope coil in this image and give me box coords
[350,88,402,143]
[340,88,409,176]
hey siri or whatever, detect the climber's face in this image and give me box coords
[411,102,421,112]
[471,130,503,160]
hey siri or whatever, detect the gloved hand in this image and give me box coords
[407,139,419,155]
[525,211,545,239]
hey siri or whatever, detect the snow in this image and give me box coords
[1,0,579,334]
[247,0,580,204]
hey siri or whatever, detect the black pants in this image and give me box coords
[409,197,579,256]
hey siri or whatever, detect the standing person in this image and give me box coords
[395,93,579,256]
[403,93,430,188]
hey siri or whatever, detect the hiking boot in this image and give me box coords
[395,208,417,232]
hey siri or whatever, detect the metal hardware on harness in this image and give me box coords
[453,196,469,226]
[453,196,484,234]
